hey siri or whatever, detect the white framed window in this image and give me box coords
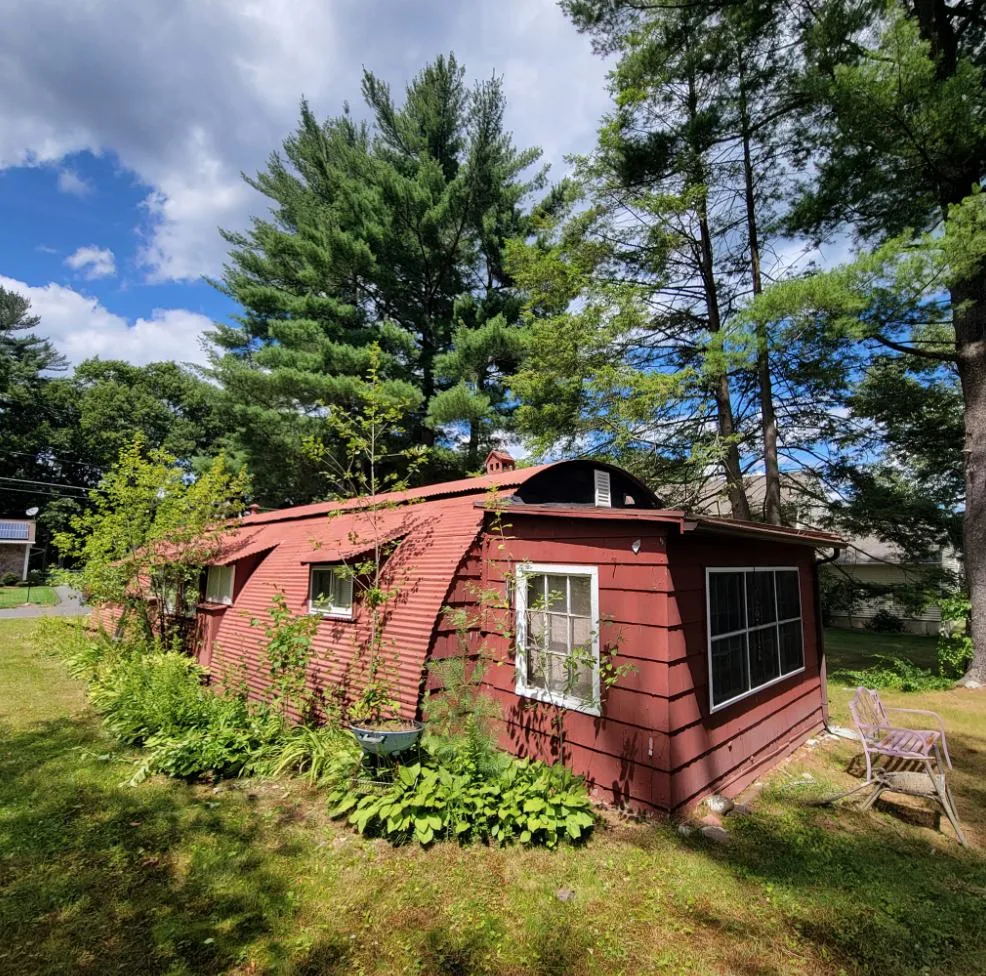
[159,579,196,617]
[309,564,354,618]
[515,563,601,716]
[204,565,235,605]
[706,567,804,712]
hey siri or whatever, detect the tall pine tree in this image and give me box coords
[211,55,542,506]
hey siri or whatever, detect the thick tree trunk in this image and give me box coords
[687,71,751,522]
[419,328,437,448]
[953,276,986,683]
[738,55,782,525]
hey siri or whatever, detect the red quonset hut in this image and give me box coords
[160,454,844,814]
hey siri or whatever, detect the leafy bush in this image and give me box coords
[33,618,113,681]
[133,703,285,783]
[330,751,595,848]
[867,608,905,633]
[830,654,952,692]
[937,594,973,679]
[423,655,506,780]
[253,724,363,785]
[1,572,21,586]
[87,652,220,746]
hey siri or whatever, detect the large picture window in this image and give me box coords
[706,567,804,711]
[309,564,354,618]
[515,563,600,715]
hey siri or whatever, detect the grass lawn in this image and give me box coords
[2,619,986,976]
[824,626,939,674]
[0,585,58,609]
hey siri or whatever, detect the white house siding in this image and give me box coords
[827,563,942,636]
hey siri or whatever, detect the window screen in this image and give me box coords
[708,568,803,709]
[516,566,599,713]
[309,565,354,617]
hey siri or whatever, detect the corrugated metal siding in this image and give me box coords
[205,495,486,718]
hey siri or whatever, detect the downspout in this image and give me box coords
[814,547,841,731]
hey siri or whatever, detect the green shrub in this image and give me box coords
[330,751,595,848]
[829,654,953,692]
[134,703,285,783]
[32,618,113,681]
[937,594,973,679]
[866,608,905,633]
[88,652,219,746]
[1,572,21,586]
[253,724,363,785]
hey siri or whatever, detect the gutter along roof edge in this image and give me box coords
[488,502,844,548]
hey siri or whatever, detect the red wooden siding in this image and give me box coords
[459,516,825,813]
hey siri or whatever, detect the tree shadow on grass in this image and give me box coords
[687,798,986,976]
[0,716,296,975]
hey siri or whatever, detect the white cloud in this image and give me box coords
[65,245,116,280]
[56,168,91,197]
[0,0,609,283]
[0,274,213,368]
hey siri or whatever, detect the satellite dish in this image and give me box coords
[25,507,39,517]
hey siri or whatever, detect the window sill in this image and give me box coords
[197,600,232,610]
[515,682,600,717]
[308,607,353,621]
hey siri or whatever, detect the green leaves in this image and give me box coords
[212,54,543,501]
[328,747,596,849]
[54,440,248,646]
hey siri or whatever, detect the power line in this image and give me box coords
[0,448,102,469]
[0,485,87,499]
[0,476,90,492]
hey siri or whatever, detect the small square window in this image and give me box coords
[309,565,354,618]
[204,565,235,605]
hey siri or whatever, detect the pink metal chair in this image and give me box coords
[847,687,965,845]
[849,686,953,781]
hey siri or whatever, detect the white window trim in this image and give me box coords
[204,564,235,606]
[706,566,805,714]
[514,562,601,717]
[308,563,354,620]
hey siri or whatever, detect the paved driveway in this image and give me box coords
[0,586,88,619]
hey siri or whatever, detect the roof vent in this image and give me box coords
[594,469,612,507]
[484,450,516,475]
[246,503,260,515]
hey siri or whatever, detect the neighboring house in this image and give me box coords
[827,537,958,636]
[683,473,953,635]
[96,455,843,813]
[0,519,35,581]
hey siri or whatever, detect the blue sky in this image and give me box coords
[0,0,611,369]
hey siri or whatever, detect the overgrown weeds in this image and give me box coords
[829,654,954,692]
[34,617,594,849]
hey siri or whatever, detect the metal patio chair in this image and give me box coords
[846,686,965,845]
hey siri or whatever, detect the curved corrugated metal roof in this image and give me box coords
[240,463,552,525]
[206,492,487,717]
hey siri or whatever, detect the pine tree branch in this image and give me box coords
[872,333,957,362]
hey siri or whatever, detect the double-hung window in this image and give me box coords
[309,564,354,618]
[204,565,235,605]
[707,567,804,710]
[515,563,600,715]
